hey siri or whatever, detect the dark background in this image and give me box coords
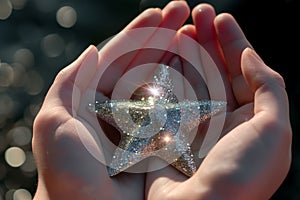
[0,0,298,199]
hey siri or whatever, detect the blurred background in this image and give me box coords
[0,0,298,199]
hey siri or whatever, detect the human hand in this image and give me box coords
[145,4,292,200]
[32,1,191,199]
[32,1,292,200]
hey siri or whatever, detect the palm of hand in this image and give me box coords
[32,2,291,200]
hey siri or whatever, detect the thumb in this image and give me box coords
[57,45,99,90]
[241,48,290,123]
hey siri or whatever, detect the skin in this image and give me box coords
[32,1,292,200]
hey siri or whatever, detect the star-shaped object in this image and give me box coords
[88,64,226,177]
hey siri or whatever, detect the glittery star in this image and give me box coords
[88,64,226,177]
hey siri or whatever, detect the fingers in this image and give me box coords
[177,24,197,41]
[125,0,190,30]
[98,1,190,95]
[97,8,163,95]
[192,3,227,72]
[159,0,190,29]
[56,45,99,84]
[242,49,292,194]
[177,25,211,100]
[32,45,100,168]
[176,25,210,100]
[43,45,98,110]
[214,13,253,106]
[127,1,191,71]
[72,46,99,92]
[186,49,291,199]
[241,48,290,123]
[123,7,162,31]
[192,4,216,46]
[192,4,235,107]
[34,45,99,137]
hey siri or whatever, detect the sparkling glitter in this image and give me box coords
[88,64,226,177]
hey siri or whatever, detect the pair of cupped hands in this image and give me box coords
[32,1,292,200]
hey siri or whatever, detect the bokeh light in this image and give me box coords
[9,126,32,146]
[56,6,77,28]
[5,147,26,168]
[41,34,65,58]
[0,63,14,87]
[5,190,14,200]
[0,0,12,20]
[11,63,27,88]
[24,70,44,95]
[13,189,32,200]
[13,49,34,69]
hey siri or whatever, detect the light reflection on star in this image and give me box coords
[88,64,226,177]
